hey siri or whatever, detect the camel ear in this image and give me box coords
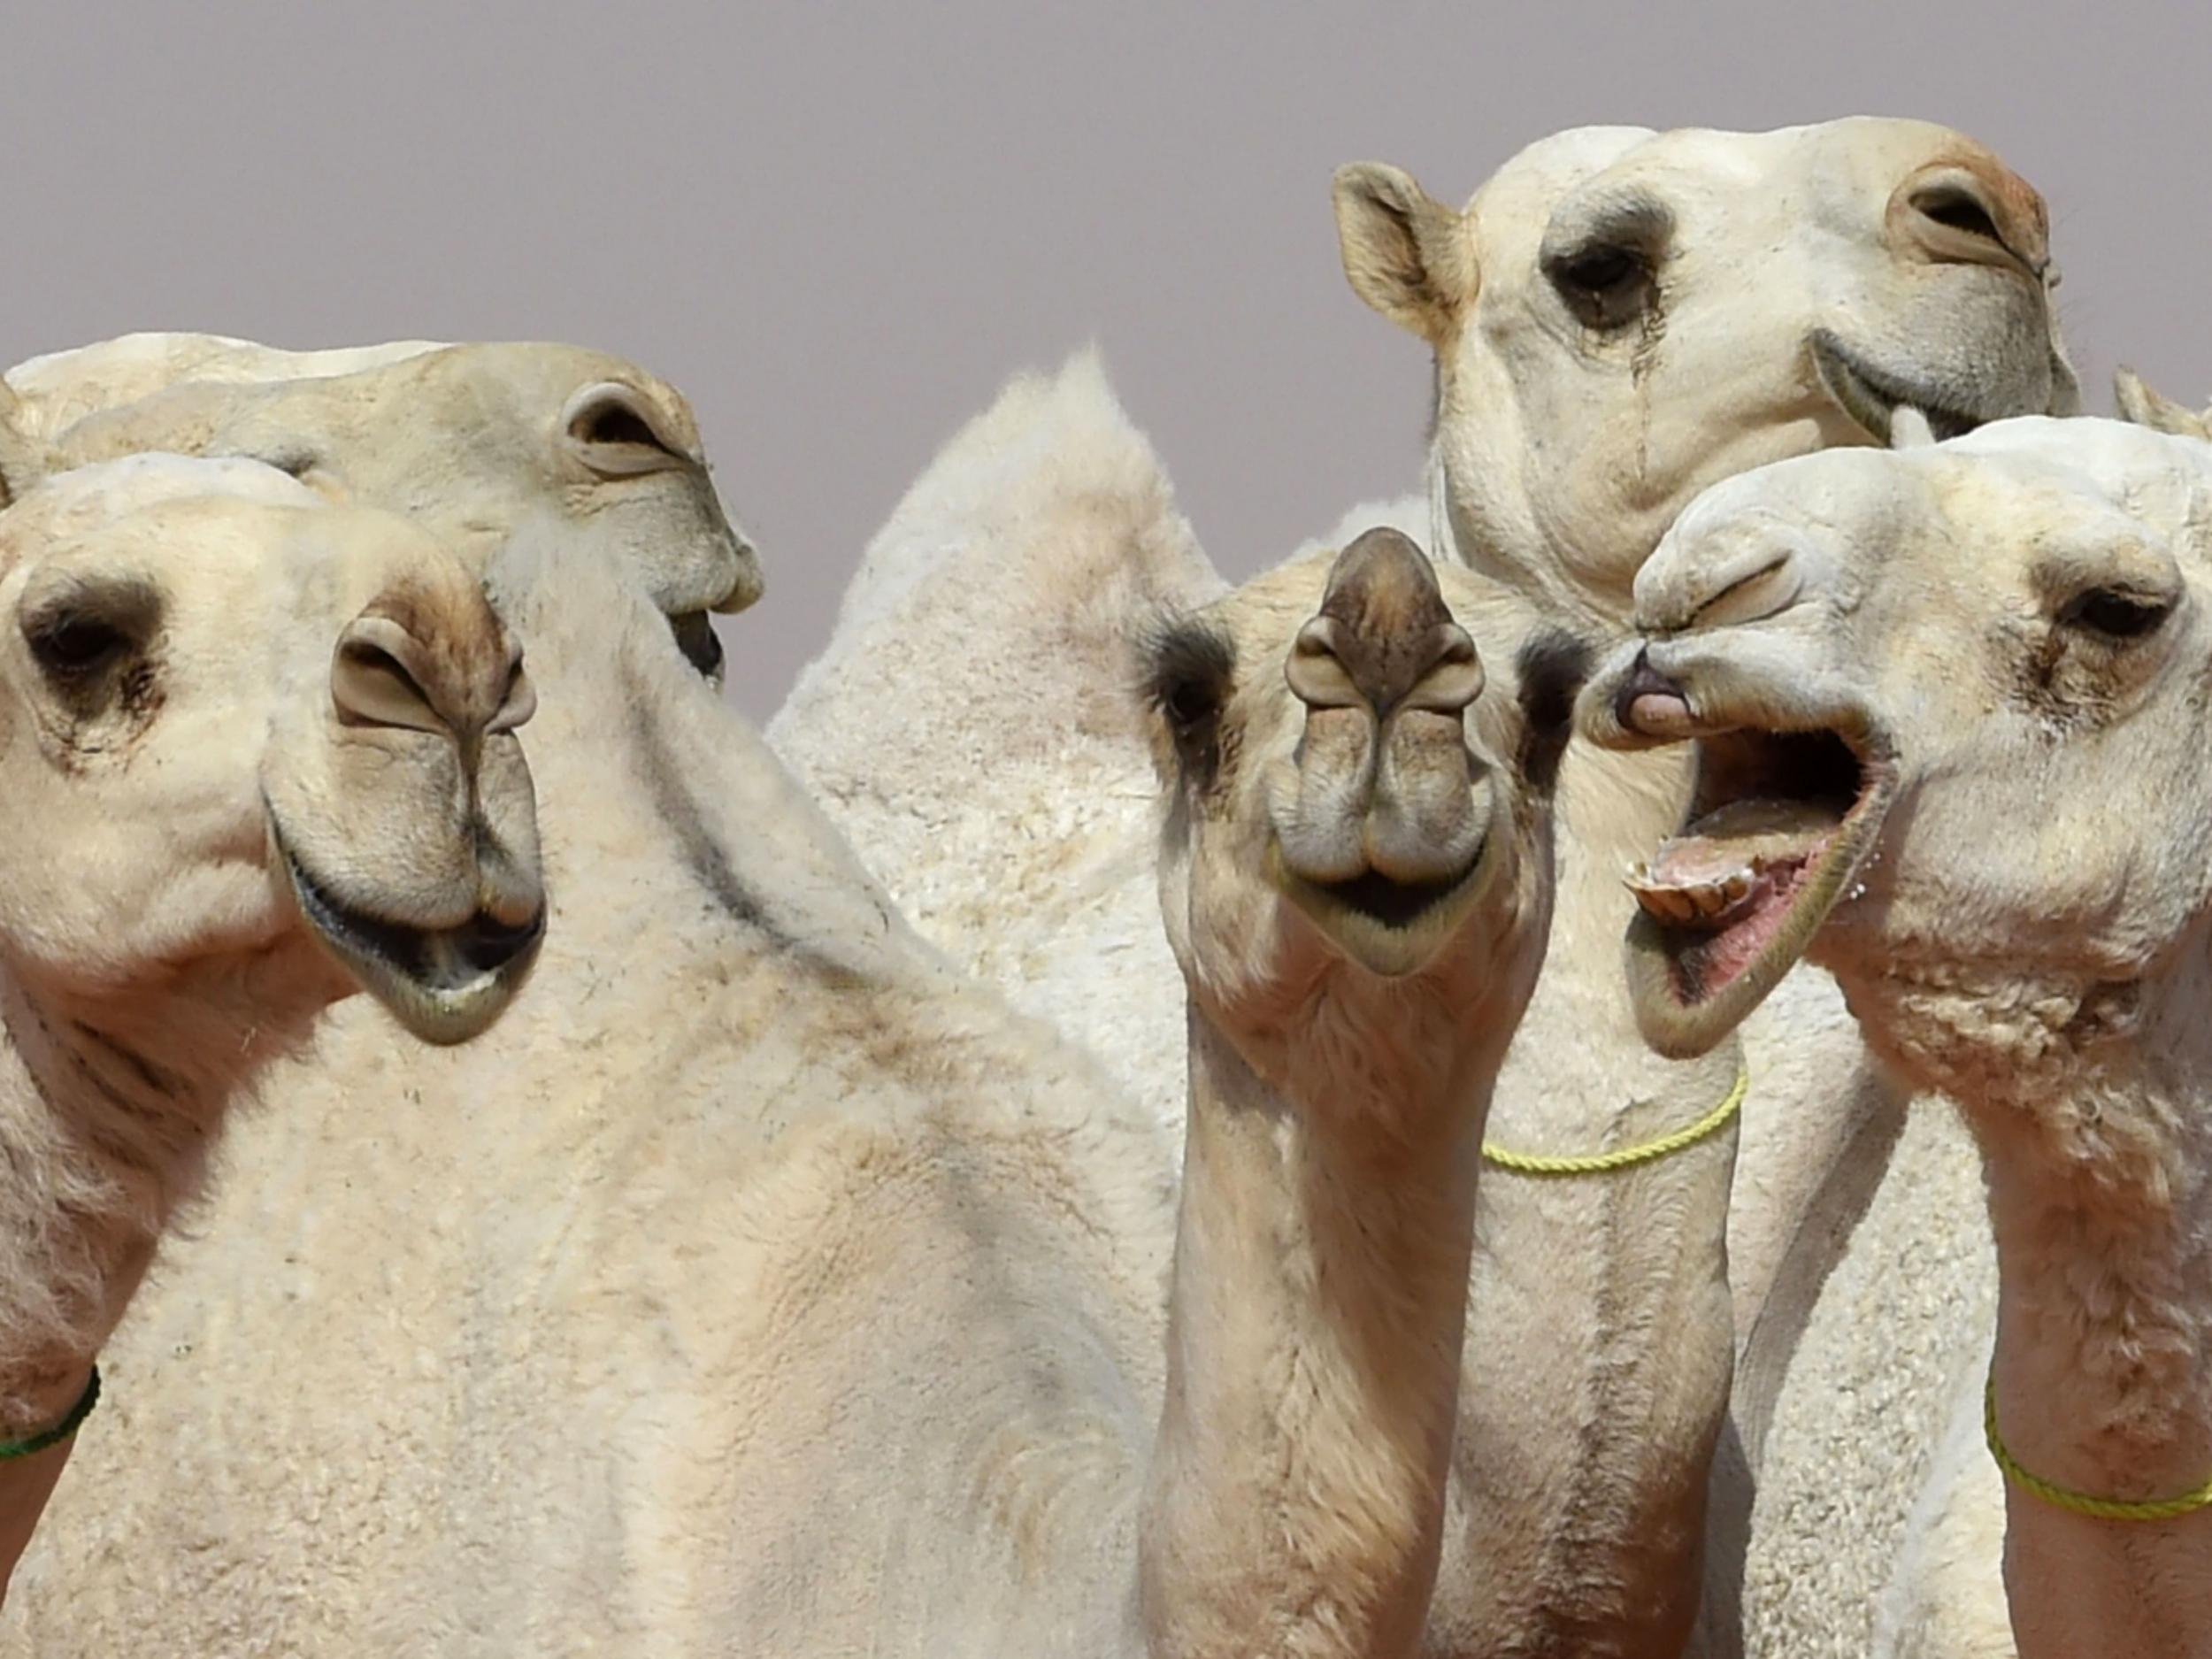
[0,381,50,509]
[1332,163,1479,347]
[2115,367,2211,441]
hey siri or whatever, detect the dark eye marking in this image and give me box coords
[1514,628,1593,795]
[28,610,133,678]
[1540,194,1672,332]
[1141,619,1235,738]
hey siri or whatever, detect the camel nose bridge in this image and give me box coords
[1634,508,1818,636]
[1285,526,1484,718]
[329,588,520,746]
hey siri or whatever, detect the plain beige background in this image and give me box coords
[4,3,2207,715]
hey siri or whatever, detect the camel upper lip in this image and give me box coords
[1621,706,1898,1056]
[1809,331,1988,445]
[272,817,544,1041]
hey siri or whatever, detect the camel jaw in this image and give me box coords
[1622,720,1897,1057]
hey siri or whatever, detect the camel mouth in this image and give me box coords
[1275,834,1494,979]
[1624,722,1895,1056]
[669,610,726,684]
[275,831,545,1046]
[1809,332,1985,446]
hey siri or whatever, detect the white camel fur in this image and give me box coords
[771,117,2076,1655]
[1586,412,2212,1659]
[0,453,544,1598]
[5,334,764,659]
[4,508,1584,1655]
[3,332,445,439]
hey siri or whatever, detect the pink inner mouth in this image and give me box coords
[1627,794,1845,1006]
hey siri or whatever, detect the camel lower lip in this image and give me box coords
[270,815,545,1045]
[1810,332,1984,444]
[1624,724,1893,1056]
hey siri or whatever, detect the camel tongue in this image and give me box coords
[1651,798,1839,883]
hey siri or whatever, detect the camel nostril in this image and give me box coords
[332,630,450,737]
[1897,163,2047,275]
[1614,652,1695,737]
[1286,617,1364,711]
[1911,184,2006,250]
[1402,624,1485,716]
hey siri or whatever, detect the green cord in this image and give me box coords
[0,1366,99,1463]
[1985,1369,2212,1522]
[1481,1056,1748,1177]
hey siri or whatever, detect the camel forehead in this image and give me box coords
[3,454,320,548]
[1469,115,2001,263]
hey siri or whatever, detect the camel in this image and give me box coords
[1585,411,2212,1658]
[771,117,2076,1654]
[0,453,544,1598]
[3,334,762,673]
[3,331,445,437]
[4,506,1582,1654]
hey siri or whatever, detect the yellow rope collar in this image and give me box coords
[1985,1371,2212,1522]
[1481,1056,1748,1177]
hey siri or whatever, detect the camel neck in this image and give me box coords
[1951,989,2212,1658]
[1138,1007,1487,1659]
[0,968,297,1435]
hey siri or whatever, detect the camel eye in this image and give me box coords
[1141,619,1236,785]
[1547,242,1655,330]
[2058,587,2171,641]
[1160,675,1220,737]
[28,611,132,679]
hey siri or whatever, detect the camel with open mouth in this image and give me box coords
[772,114,2078,1655]
[1585,412,2212,1657]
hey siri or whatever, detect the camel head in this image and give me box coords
[1333,118,2078,628]
[0,455,545,1045]
[1578,417,2212,1074]
[8,340,759,684]
[1142,526,1584,1121]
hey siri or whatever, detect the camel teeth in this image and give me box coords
[1686,882,1730,918]
[1722,871,1752,902]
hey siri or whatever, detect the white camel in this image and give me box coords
[5,334,763,662]
[771,116,2076,1655]
[5,510,1582,1655]
[3,331,444,437]
[0,454,543,1597]
[1586,411,2212,1658]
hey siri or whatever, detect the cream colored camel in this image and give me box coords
[4,334,762,663]
[4,331,444,437]
[1586,412,2212,1658]
[771,117,2074,1655]
[5,516,1579,1655]
[0,454,543,1599]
